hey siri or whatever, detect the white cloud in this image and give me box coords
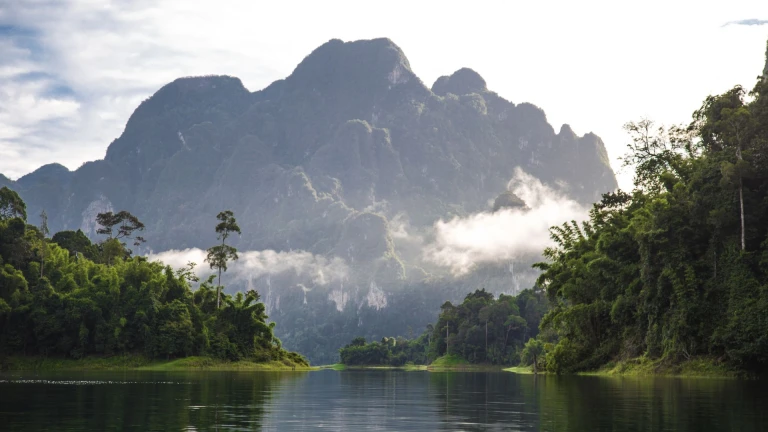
[146,247,349,287]
[424,168,587,275]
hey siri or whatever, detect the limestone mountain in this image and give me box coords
[4,38,617,363]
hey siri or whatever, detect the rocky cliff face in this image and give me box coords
[4,38,617,362]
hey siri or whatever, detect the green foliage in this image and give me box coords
[51,230,100,261]
[0,187,26,221]
[95,210,147,248]
[533,61,768,374]
[520,338,545,373]
[338,288,547,366]
[339,335,429,366]
[205,210,241,308]
[0,198,307,366]
[429,288,545,365]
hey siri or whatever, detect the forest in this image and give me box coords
[342,43,768,375]
[339,288,547,366]
[531,58,768,374]
[0,190,307,367]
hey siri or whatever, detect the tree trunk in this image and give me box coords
[485,320,488,362]
[739,177,745,251]
[737,143,746,251]
[446,323,449,355]
[503,326,511,356]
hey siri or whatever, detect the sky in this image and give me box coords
[1,1,767,190]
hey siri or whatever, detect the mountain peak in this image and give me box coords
[558,124,576,138]
[17,163,71,187]
[432,68,487,96]
[123,75,248,129]
[287,38,416,90]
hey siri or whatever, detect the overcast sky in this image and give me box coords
[1,0,767,189]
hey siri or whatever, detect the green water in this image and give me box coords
[0,370,765,431]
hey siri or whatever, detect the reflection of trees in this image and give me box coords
[0,371,305,431]
[425,373,768,432]
[3,371,767,431]
[428,372,541,431]
[537,375,767,432]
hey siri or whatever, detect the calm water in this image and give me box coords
[0,370,765,431]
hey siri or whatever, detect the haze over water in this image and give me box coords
[1,370,766,431]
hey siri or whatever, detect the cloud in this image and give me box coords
[146,247,349,287]
[0,0,288,179]
[722,19,768,27]
[423,168,588,275]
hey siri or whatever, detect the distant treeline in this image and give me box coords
[0,189,307,366]
[339,288,547,366]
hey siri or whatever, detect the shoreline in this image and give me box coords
[0,355,312,372]
[505,357,748,379]
[2,355,751,378]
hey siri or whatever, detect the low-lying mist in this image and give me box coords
[147,248,349,287]
[147,168,586,300]
[423,168,588,275]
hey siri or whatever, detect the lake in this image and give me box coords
[0,369,765,431]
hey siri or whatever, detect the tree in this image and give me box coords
[621,119,694,193]
[521,338,545,374]
[0,187,26,221]
[694,86,754,251]
[175,261,200,285]
[205,210,241,308]
[95,210,146,265]
[51,230,100,261]
[95,210,147,248]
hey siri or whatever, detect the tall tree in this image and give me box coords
[205,210,241,308]
[95,210,147,248]
[96,210,146,264]
[694,86,754,250]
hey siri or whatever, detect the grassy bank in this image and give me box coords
[427,355,505,372]
[503,357,745,378]
[579,357,742,378]
[503,365,541,375]
[1,355,312,372]
[317,363,427,371]
[322,355,506,372]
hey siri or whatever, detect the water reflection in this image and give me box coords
[0,370,303,431]
[1,370,766,431]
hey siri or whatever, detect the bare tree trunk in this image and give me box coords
[736,142,746,251]
[739,177,745,251]
[217,267,222,308]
